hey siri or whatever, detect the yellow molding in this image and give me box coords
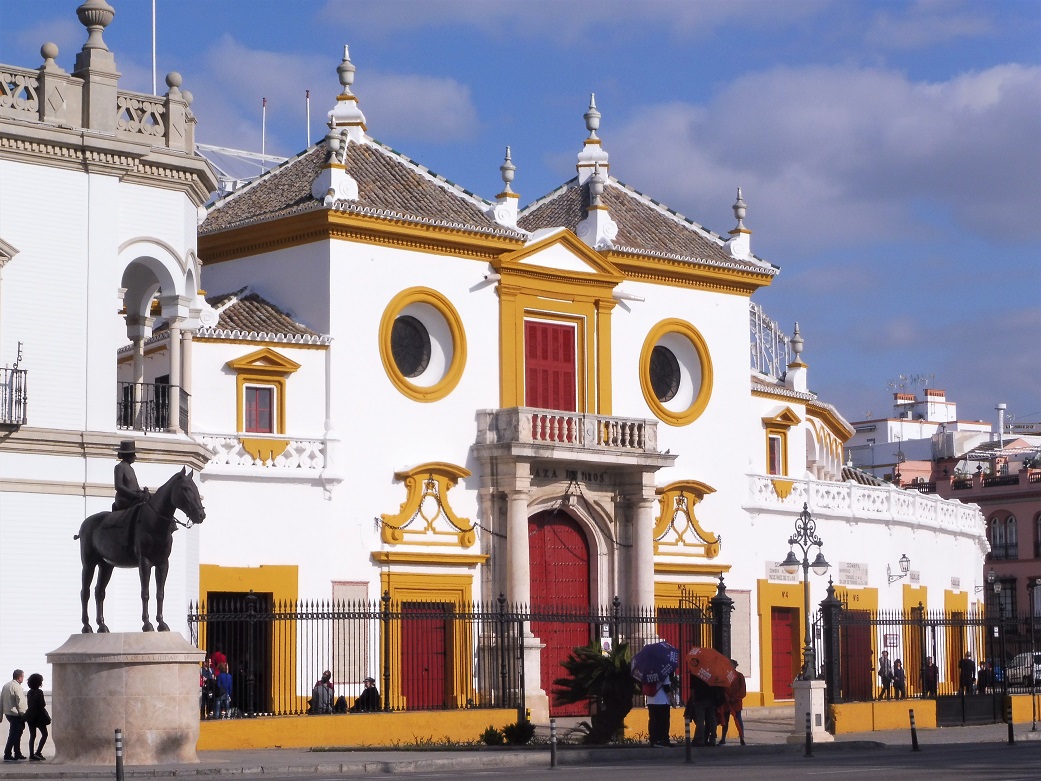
[371,551,489,566]
[194,336,328,350]
[806,401,855,442]
[638,319,713,427]
[762,407,801,428]
[654,562,732,576]
[380,462,475,547]
[378,288,467,403]
[653,480,720,558]
[606,253,774,296]
[226,348,301,443]
[496,230,624,279]
[771,479,795,500]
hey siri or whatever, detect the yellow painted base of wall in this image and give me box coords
[624,707,698,742]
[198,709,519,750]
[832,700,935,733]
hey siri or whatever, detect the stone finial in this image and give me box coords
[584,93,601,141]
[489,147,519,228]
[576,162,618,249]
[77,0,115,52]
[791,322,804,359]
[784,321,808,391]
[588,162,605,207]
[577,93,609,184]
[165,72,182,98]
[337,45,356,96]
[313,129,359,204]
[40,42,60,70]
[723,186,752,259]
[327,44,367,143]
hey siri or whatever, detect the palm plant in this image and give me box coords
[552,641,638,744]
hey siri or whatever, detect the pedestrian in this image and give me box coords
[959,652,976,696]
[878,650,893,700]
[645,679,671,747]
[214,662,232,719]
[310,670,334,714]
[24,674,49,761]
[922,657,939,698]
[684,674,717,747]
[977,661,991,695]
[1,669,27,762]
[717,660,746,746]
[349,676,382,714]
[893,659,906,700]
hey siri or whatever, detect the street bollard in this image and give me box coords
[115,728,124,781]
[684,718,691,764]
[1007,701,1015,745]
[909,708,920,752]
[550,717,557,768]
[804,711,813,757]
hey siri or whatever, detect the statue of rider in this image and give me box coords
[112,439,150,547]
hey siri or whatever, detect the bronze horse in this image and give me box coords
[75,467,205,633]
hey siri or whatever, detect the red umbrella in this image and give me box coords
[687,646,737,689]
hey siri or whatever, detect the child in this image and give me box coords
[215,663,233,719]
[24,674,50,761]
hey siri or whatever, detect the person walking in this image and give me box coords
[959,652,976,696]
[718,660,746,746]
[24,674,49,761]
[350,676,382,713]
[922,657,939,698]
[214,663,233,719]
[878,650,893,700]
[893,659,907,700]
[1,670,27,762]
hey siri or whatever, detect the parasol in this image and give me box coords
[630,640,680,687]
[687,646,738,689]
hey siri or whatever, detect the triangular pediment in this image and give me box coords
[0,237,19,266]
[226,347,302,376]
[762,406,802,429]
[496,229,622,282]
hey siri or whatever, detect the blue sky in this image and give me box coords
[4,0,1039,427]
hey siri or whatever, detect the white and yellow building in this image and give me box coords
[0,7,987,719]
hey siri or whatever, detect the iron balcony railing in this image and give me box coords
[117,381,189,432]
[186,593,716,718]
[0,367,27,426]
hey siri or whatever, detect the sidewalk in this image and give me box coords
[0,708,1034,778]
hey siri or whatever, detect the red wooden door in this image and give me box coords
[841,611,872,701]
[401,602,448,709]
[771,607,798,700]
[525,320,577,411]
[529,510,590,716]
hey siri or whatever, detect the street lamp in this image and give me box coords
[1027,578,1041,732]
[887,554,911,584]
[991,573,1008,699]
[781,503,829,680]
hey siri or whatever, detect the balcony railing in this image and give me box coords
[0,367,27,426]
[478,407,659,453]
[117,381,189,432]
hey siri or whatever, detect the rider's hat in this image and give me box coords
[117,439,137,458]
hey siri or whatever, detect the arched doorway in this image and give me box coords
[529,509,591,716]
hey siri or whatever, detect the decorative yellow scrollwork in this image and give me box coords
[653,480,720,559]
[379,462,475,547]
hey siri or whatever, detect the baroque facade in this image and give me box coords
[0,5,987,719]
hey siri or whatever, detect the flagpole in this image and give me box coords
[261,98,267,171]
[151,0,157,95]
[306,90,311,148]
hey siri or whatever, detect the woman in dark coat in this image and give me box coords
[24,673,49,761]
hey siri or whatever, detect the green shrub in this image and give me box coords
[480,725,505,746]
[503,718,536,745]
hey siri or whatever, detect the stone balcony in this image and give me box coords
[194,432,342,494]
[475,407,674,469]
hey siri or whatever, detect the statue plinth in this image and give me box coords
[47,633,205,765]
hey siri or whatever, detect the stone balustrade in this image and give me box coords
[747,474,986,540]
[197,433,329,471]
[477,407,658,453]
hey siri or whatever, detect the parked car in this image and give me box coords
[1006,652,1041,686]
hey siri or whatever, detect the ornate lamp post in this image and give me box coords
[780,503,830,680]
[1028,578,1041,732]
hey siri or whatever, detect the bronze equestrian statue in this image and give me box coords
[75,466,205,633]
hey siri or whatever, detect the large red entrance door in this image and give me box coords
[841,610,872,701]
[525,320,577,411]
[771,607,799,700]
[529,510,590,716]
[400,602,448,709]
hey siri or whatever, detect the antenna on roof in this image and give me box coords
[306,90,311,148]
[151,0,157,95]
[261,97,267,172]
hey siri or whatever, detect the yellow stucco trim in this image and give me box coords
[193,337,327,350]
[652,480,720,558]
[226,348,301,457]
[377,573,475,710]
[371,551,489,566]
[605,253,774,296]
[198,565,300,713]
[807,401,855,441]
[771,479,795,500]
[945,589,969,613]
[639,319,713,427]
[378,287,467,403]
[380,462,475,547]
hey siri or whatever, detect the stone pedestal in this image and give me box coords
[786,679,834,744]
[47,633,205,765]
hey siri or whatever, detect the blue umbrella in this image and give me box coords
[630,640,680,686]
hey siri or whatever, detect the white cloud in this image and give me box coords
[865,0,995,50]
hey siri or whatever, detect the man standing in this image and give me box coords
[1,670,27,761]
[878,650,893,700]
[959,652,977,696]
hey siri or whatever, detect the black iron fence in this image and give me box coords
[0,367,27,426]
[820,595,1041,704]
[187,591,723,718]
[117,381,189,432]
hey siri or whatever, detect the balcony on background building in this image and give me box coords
[0,367,27,427]
[117,381,189,433]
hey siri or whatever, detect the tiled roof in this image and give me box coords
[201,140,525,239]
[519,177,778,275]
[842,466,889,486]
[198,288,328,344]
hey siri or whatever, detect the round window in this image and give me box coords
[649,345,680,403]
[391,315,431,378]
